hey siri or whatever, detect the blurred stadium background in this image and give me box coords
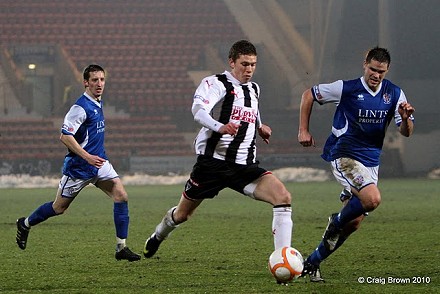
[0,0,438,178]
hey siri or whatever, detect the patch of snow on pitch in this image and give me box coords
[0,174,60,188]
[0,167,330,188]
[273,167,330,182]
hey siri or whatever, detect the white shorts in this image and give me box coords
[58,161,119,198]
[331,157,378,201]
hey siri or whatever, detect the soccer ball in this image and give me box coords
[268,246,304,283]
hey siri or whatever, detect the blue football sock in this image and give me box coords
[334,196,365,228]
[308,236,348,265]
[28,201,57,226]
[114,202,129,239]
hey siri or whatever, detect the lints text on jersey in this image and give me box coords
[358,109,388,124]
[230,106,257,123]
[96,120,105,133]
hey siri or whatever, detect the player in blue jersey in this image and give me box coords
[143,40,293,261]
[16,64,140,262]
[297,47,415,282]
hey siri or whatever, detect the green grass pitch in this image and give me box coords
[0,179,438,293]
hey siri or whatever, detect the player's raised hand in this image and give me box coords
[219,122,241,136]
[298,129,315,147]
[398,102,415,119]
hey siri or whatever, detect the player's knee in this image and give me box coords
[359,185,381,211]
[274,188,291,206]
[371,196,381,209]
[363,194,381,211]
[113,192,128,202]
[281,189,292,204]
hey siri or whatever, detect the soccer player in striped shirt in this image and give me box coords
[16,64,140,262]
[298,47,415,281]
[143,40,294,260]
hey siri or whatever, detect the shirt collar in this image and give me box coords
[360,76,382,96]
[224,70,251,86]
[83,92,102,107]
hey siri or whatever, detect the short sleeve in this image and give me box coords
[61,105,86,135]
[312,80,343,105]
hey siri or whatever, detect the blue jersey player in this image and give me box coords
[298,47,415,281]
[16,64,140,262]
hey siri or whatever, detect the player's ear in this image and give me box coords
[228,58,235,69]
[362,60,369,71]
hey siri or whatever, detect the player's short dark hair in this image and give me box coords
[83,64,105,81]
[228,40,257,61]
[365,47,391,66]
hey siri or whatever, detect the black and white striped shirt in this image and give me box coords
[192,71,262,165]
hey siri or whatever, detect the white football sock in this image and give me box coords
[24,218,30,228]
[116,237,126,251]
[272,206,293,249]
[155,206,178,241]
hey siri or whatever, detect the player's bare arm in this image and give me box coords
[298,89,316,147]
[398,102,415,137]
[60,133,105,168]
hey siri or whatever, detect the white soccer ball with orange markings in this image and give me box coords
[268,247,304,283]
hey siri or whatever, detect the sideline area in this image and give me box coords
[0,167,330,188]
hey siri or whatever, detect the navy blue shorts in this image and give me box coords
[183,155,269,200]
